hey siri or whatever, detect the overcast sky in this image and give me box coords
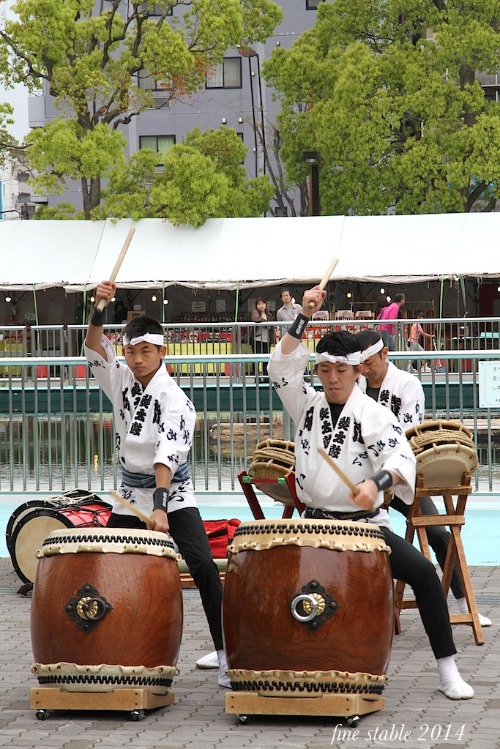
[1,0,30,141]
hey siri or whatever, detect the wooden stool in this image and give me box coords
[237,470,305,519]
[393,472,484,645]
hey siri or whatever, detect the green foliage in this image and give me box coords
[32,202,81,220]
[263,0,500,215]
[96,127,274,227]
[0,0,282,219]
[0,102,17,166]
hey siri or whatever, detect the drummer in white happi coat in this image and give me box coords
[268,284,474,701]
[355,329,491,628]
[85,280,231,688]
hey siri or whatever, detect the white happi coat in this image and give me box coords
[268,343,416,528]
[358,360,425,430]
[85,336,197,518]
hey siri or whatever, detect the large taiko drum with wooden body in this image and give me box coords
[223,519,393,697]
[31,528,183,693]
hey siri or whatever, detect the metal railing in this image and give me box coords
[0,347,499,498]
[1,317,499,360]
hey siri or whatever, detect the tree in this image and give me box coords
[93,126,274,227]
[263,0,500,216]
[0,102,19,168]
[0,0,282,219]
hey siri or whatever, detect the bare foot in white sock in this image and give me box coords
[437,655,474,700]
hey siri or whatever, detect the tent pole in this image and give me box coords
[32,286,39,326]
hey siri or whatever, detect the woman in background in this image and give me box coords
[250,298,274,378]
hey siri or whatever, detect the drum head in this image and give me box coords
[10,508,74,584]
[416,443,478,488]
[5,500,50,556]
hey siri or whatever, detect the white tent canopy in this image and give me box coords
[0,213,498,291]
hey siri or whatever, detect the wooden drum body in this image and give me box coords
[31,528,183,694]
[223,519,393,697]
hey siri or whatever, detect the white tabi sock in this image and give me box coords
[217,649,231,689]
[437,655,474,700]
[456,597,492,627]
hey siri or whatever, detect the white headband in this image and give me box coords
[315,351,362,366]
[360,338,384,362]
[122,333,165,347]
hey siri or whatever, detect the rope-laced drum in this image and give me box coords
[406,420,478,488]
[222,518,393,695]
[247,439,295,504]
[31,528,183,693]
[5,490,112,585]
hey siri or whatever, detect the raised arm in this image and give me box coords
[279,286,326,355]
[85,281,116,360]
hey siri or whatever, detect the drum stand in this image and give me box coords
[237,470,305,518]
[394,472,484,645]
[225,691,384,725]
[30,687,175,721]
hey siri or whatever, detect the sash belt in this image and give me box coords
[121,462,190,489]
[304,507,378,521]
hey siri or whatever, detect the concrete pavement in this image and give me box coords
[1,558,499,749]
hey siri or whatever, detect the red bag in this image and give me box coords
[203,518,241,558]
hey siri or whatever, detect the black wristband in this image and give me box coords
[91,307,106,326]
[153,487,169,512]
[370,470,393,492]
[287,313,309,340]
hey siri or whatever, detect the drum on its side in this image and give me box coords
[405,419,478,488]
[31,527,183,693]
[247,439,295,504]
[6,491,112,584]
[223,519,393,696]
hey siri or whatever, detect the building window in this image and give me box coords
[306,0,324,8]
[139,135,176,165]
[137,70,171,95]
[142,3,173,16]
[206,58,242,89]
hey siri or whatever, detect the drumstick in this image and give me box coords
[109,490,156,530]
[317,448,360,495]
[96,228,136,311]
[307,257,339,309]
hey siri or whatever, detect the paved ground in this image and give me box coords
[1,558,499,749]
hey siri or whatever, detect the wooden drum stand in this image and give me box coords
[394,472,484,645]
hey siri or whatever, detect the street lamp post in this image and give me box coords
[238,46,266,177]
[303,150,321,216]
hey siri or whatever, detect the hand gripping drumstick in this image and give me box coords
[96,227,136,312]
[110,490,156,530]
[307,257,339,309]
[317,448,360,495]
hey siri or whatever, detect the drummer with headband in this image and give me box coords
[85,280,230,689]
[355,329,491,628]
[268,284,474,701]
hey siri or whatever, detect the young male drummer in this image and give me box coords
[355,329,491,628]
[85,280,230,688]
[268,284,474,701]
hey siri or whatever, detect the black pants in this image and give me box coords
[381,526,456,659]
[391,495,465,600]
[253,339,270,376]
[107,507,224,651]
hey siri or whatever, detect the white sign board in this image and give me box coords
[478,361,500,407]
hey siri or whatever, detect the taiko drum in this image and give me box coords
[31,527,183,693]
[223,519,393,695]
